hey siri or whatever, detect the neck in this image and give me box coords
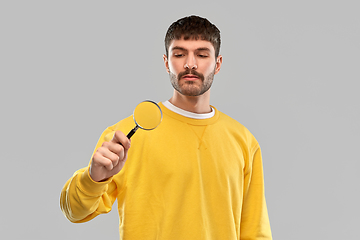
[169,90,211,114]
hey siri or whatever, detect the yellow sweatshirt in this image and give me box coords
[60,103,272,240]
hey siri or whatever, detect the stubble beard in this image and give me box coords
[169,68,215,97]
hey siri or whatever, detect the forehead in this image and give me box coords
[168,38,215,53]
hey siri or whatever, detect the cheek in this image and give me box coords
[168,61,181,74]
[201,62,216,74]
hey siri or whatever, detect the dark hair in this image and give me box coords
[165,15,221,57]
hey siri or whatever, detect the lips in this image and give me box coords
[182,74,200,80]
[178,70,204,81]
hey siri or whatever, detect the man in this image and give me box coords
[61,15,272,240]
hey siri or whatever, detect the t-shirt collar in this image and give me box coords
[162,100,215,119]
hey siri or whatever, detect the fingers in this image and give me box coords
[92,151,116,171]
[96,142,123,170]
[92,131,130,171]
[111,131,131,150]
[90,131,131,181]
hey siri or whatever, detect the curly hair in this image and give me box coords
[164,15,221,57]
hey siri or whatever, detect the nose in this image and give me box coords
[184,54,197,70]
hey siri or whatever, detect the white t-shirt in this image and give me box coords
[162,100,215,119]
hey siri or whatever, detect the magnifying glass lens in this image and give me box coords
[127,100,162,139]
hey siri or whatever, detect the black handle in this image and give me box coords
[126,125,139,139]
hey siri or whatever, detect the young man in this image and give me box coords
[61,15,272,240]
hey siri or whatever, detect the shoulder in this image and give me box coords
[99,115,134,142]
[216,109,259,150]
[109,115,134,131]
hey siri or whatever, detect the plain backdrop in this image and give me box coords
[1,1,359,239]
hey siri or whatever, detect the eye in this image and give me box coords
[174,53,184,57]
[198,54,208,58]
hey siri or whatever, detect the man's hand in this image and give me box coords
[89,131,131,182]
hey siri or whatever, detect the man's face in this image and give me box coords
[164,38,222,97]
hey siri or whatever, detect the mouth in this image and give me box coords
[182,74,200,81]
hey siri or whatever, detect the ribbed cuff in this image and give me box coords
[77,167,113,196]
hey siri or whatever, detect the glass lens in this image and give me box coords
[133,101,162,130]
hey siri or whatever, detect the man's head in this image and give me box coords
[164,15,221,58]
[163,16,223,98]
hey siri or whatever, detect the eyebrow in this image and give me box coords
[171,46,212,52]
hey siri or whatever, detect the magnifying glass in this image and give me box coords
[126,100,163,139]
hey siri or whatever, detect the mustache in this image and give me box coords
[177,69,204,81]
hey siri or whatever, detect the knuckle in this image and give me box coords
[92,151,101,160]
[114,144,124,153]
[103,161,113,170]
[118,152,125,161]
[109,153,120,162]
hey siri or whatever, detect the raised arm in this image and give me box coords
[60,130,130,223]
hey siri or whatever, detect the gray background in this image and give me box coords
[1,0,359,239]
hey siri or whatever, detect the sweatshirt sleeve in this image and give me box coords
[240,145,272,240]
[60,126,119,223]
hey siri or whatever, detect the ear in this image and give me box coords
[163,54,170,73]
[214,55,223,75]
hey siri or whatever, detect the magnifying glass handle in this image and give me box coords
[127,125,139,139]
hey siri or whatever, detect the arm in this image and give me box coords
[60,129,130,223]
[240,146,272,240]
[60,167,117,223]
